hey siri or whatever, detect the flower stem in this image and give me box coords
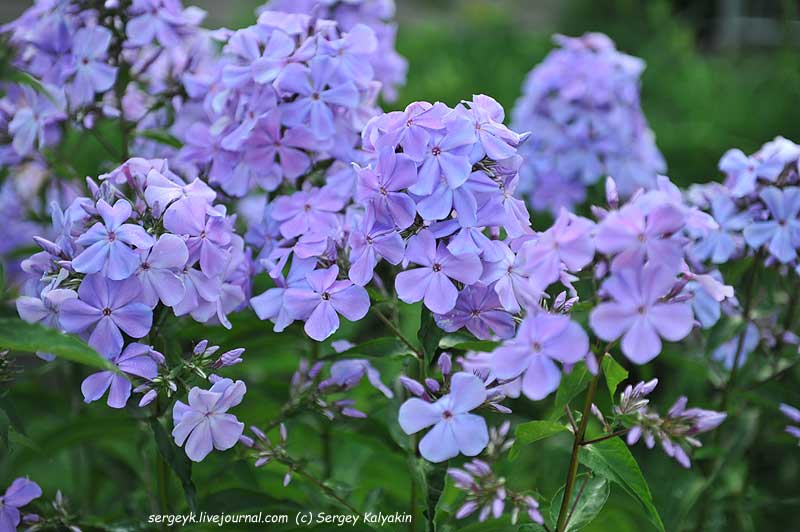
[581,428,630,446]
[372,307,422,358]
[155,451,170,522]
[555,372,600,532]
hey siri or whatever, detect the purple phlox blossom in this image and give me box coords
[395,230,483,314]
[81,342,160,408]
[595,202,685,272]
[719,147,785,198]
[67,26,117,106]
[8,85,66,156]
[242,110,316,185]
[0,478,42,532]
[136,233,189,307]
[59,274,152,357]
[464,94,524,160]
[271,187,345,239]
[347,209,404,286]
[355,147,417,230]
[481,242,541,313]
[437,194,507,258]
[320,359,393,398]
[283,265,370,341]
[398,372,489,463]
[164,197,232,277]
[590,263,694,364]
[779,403,800,444]
[222,26,295,87]
[690,192,749,264]
[16,282,77,331]
[143,168,216,215]
[743,186,800,264]
[492,313,588,400]
[71,199,155,280]
[712,322,759,370]
[687,272,728,329]
[172,378,246,462]
[126,0,203,48]
[434,284,515,340]
[319,24,378,84]
[369,101,448,160]
[409,115,475,196]
[520,209,594,286]
[251,257,316,332]
[276,55,360,140]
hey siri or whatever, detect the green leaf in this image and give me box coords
[0,406,8,449]
[334,337,413,359]
[137,129,183,148]
[551,364,591,420]
[517,420,569,445]
[601,354,628,401]
[418,307,444,367]
[549,475,610,531]
[150,418,197,512]
[0,318,117,372]
[578,437,665,532]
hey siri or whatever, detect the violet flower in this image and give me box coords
[434,285,515,340]
[0,478,42,531]
[81,342,159,409]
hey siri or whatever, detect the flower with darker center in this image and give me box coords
[531,341,541,352]
[107,232,116,242]
[102,307,112,316]
[432,263,442,272]
[321,292,331,301]
[311,92,321,101]
[304,203,312,212]
[637,305,647,315]
[442,409,454,420]
[432,146,441,156]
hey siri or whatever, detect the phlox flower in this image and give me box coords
[743,186,800,264]
[395,230,482,314]
[164,197,232,277]
[68,26,117,106]
[355,147,417,230]
[492,313,588,400]
[520,209,594,286]
[136,233,189,307]
[173,378,246,462]
[81,342,160,408]
[321,359,393,398]
[0,478,41,531]
[434,285,515,340]
[271,187,345,239]
[72,199,155,281]
[398,372,489,463]
[590,263,693,363]
[250,257,316,332]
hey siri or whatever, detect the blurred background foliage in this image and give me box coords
[2,0,800,531]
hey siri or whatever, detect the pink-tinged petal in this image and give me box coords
[491,343,530,380]
[147,234,188,268]
[72,240,110,275]
[449,372,487,414]
[649,303,694,341]
[107,374,132,408]
[184,419,214,462]
[250,287,285,320]
[3,477,42,507]
[647,204,685,235]
[589,302,634,342]
[621,317,662,364]
[423,273,458,314]
[111,303,152,338]
[395,268,433,305]
[81,371,113,403]
[208,413,244,450]
[88,316,123,358]
[172,410,204,446]
[304,301,339,341]
[545,320,589,364]
[106,241,141,280]
[451,413,489,456]
[419,421,459,463]
[440,250,482,284]
[59,298,100,332]
[330,285,369,321]
[521,355,562,400]
[404,230,436,266]
[16,297,48,324]
[398,397,442,434]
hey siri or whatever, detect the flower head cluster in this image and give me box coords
[511,33,665,213]
[398,354,509,462]
[260,0,407,101]
[175,10,384,197]
[0,477,41,531]
[248,95,531,341]
[615,380,726,468]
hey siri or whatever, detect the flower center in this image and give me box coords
[107,231,116,242]
[637,233,646,243]
[431,146,441,156]
[531,341,541,352]
[637,305,647,315]
[432,263,442,272]
[311,92,321,101]
[304,203,312,212]
[141,262,150,270]
[102,307,112,316]
[442,409,453,420]
[321,292,331,301]
[379,186,388,196]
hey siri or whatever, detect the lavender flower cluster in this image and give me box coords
[512,33,666,213]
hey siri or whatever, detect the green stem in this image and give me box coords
[581,428,630,446]
[293,465,359,514]
[372,307,422,358]
[156,451,170,524]
[556,372,600,532]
